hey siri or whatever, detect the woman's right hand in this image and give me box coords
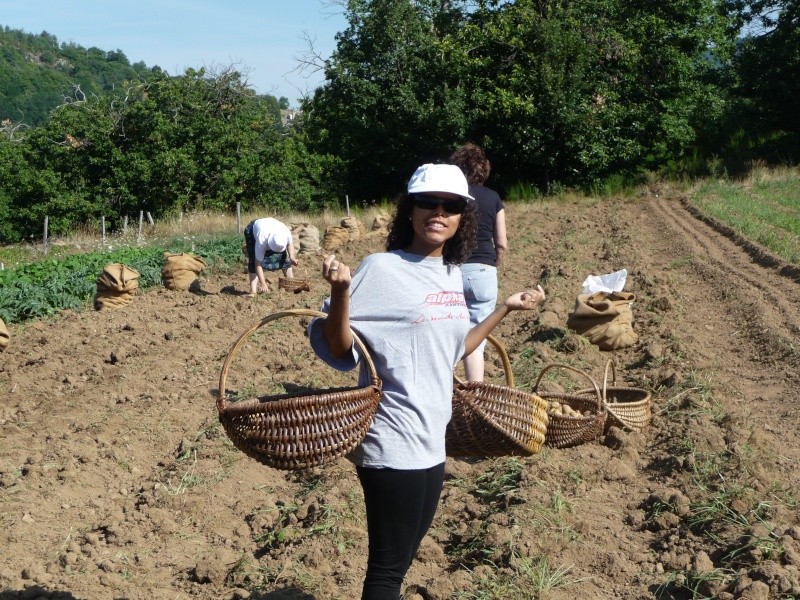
[323,254,351,290]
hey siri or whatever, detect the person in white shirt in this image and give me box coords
[243,217,299,295]
[309,163,545,600]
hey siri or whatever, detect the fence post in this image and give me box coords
[101,216,106,245]
[43,216,49,255]
[236,202,241,234]
[137,211,144,243]
[345,195,350,216]
[123,215,129,235]
[146,212,154,225]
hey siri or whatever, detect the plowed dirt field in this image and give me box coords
[2,186,799,600]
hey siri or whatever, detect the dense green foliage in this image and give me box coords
[0,235,242,322]
[0,27,157,126]
[719,0,800,167]
[303,0,736,196]
[0,56,341,242]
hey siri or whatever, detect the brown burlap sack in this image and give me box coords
[371,213,390,232]
[162,252,207,291]
[322,225,351,252]
[292,223,321,255]
[341,216,366,241]
[95,292,137,310]
[0,318,9,351]
[566,291,638,350]
[95,263,140,310]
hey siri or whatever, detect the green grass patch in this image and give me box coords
[690,173,800,265]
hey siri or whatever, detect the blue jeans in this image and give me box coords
[462,263,498,352]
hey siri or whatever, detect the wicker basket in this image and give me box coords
[533,363,607,449]
[446,335,549,458]
[278,269,311,293]
[217,309,382,470]
[580,360,652,432]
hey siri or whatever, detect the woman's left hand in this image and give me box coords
[504,284,546,310]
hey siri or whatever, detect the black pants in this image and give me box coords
[356,463,446,600]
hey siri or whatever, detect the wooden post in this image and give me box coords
[345,195,350,216]
[236,202,241,234]
[146,212,154,225]
[43,216,49,255]
[101,216,106,244]
[123,215,129,235]
[137,211,144,242]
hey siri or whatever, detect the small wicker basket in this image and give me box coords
[217,309,381,470]
[446,335,549,458]
[579,360,652,432]
[278,269,311,293]
[533,363,606,449]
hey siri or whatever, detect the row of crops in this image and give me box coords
[0,237,244,323]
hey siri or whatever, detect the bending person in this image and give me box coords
[243,217,299,295]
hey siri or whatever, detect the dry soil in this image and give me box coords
[2,186,800,600]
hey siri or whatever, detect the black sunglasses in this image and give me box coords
[411,194,468,214]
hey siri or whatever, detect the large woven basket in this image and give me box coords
[534,363,606,449]
[446,335,549,458]
[579,360,652,432]
[217,309,381,470]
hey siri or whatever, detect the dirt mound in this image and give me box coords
[1,190,799,599]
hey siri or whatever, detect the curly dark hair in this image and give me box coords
[449,143,491,185]
[386,194,478,265]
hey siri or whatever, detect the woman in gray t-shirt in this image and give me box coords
[310,163,545,600]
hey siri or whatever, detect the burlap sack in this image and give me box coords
[322,226,351,252]
[341,216,366,241]
[566,291,638,350]
[162,252,207,291]
[0,318,9,351]
[292,223,321,255]
[95,263,140,310]
[371,213,390,232]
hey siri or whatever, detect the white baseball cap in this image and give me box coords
[407,163,475,201]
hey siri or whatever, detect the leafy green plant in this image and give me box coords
[0,234,242,323]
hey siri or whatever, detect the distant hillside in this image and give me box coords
[0,26,160,126]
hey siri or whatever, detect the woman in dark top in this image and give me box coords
[449,143,508,381]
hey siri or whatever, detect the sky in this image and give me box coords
[0,0,348,106]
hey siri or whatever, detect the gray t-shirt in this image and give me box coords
[309,250,469,469]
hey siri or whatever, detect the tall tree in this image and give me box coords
[304,0,736,192]
[727,0,800,143]
[302,0,470,198]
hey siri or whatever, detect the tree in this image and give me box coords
[302,0,470,199]
[304,0,736,194]
[726,0,800,151]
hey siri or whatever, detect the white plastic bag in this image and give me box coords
[581,268,628,295]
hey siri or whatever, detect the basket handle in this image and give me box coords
[532,363,602,411]
[217,308,381,412]
[453,333,514,387]
[601,359,618,403]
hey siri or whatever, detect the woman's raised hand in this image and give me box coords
[322,254,352,289]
